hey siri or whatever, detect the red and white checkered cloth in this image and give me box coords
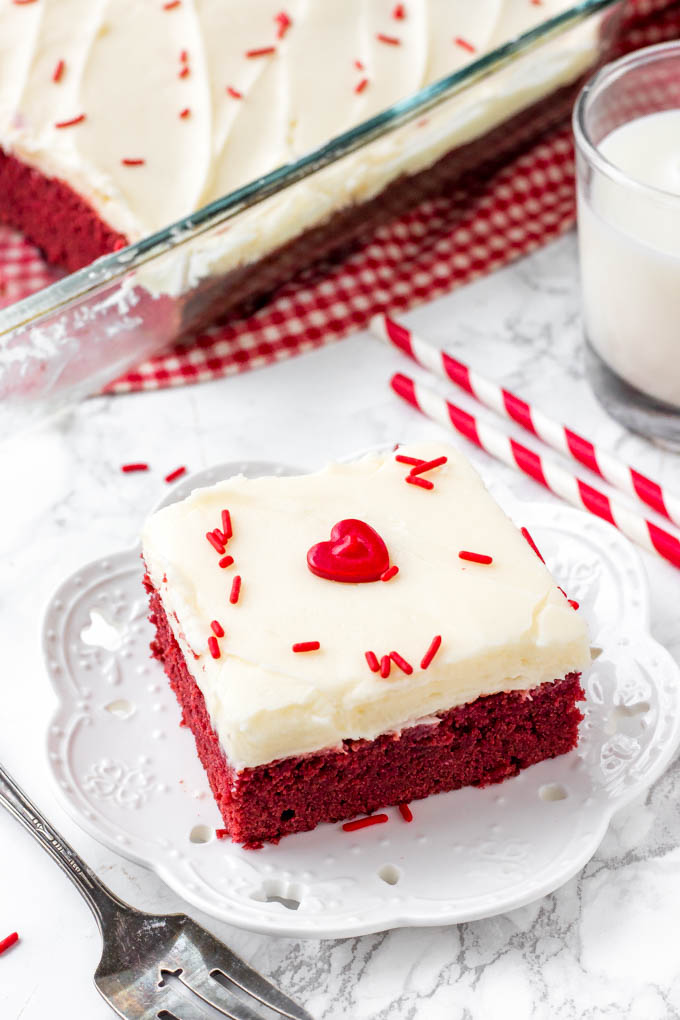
[0,0,678,395]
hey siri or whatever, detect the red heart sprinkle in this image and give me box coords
[307,519,390,583]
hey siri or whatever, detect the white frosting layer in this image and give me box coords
[142,443,590,769]
[0,0,588,247]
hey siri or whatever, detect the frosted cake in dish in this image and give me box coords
[141,443,589,845]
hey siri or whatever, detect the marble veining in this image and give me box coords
[2,232,680,1019]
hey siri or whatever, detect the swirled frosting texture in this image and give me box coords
[1,0,580,241]
[142,444,590,769]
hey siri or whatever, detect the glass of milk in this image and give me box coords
[573,42,680,446]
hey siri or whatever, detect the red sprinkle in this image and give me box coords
[122,158,145,166]
[180,49,188,63]
[455,36,476,53]
[179,107,191,118]
[229,575,242,604]
[381,565,399,582]
[12,0,38,4]
[52,59,65,83]
[206,530,226,554]
[208,636,221,659]
[292,641,320,653]
[178,65,190,78]
[392,3,406,18]
[121,462,149,473]
[568,599,580,611]
[221,509,232,540]
[164,465,186,483]
[55,114,86,128]
[398,802,413,822]
[395,454,426,467]
[342,814,389,832]
[354,59,365,70]
[406,474,434,490]
[219,555,234,569]
[521,526,545,563]
[458,550,493,565]
[163,0,181,8]
[0,933,19,955]
[380,655,391,679]
[227,85,243,99]
[274,10,292,38]
[355,77,369,94]
[216,828,228,839]
[246,46,276,58]
[420,634,442,670]
[390,650,413,675]
[376,33,401,45]
[210,620,224,638]
[365,650,380,673]
[409,455,448,477]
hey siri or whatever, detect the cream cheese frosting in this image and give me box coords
[142,443,590,769]
[0,0,588,245]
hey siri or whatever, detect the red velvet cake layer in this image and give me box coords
[147,580,585,845]
[0,147,127,272]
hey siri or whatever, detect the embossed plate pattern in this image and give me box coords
[43,459,680,938]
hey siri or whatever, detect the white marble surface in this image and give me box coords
[2,232,680,1020]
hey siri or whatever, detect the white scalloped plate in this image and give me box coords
[42,457,680,938]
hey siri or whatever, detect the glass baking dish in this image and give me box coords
[0,0,623,436]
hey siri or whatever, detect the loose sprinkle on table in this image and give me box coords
[178,65,190,78]
[122,158,145,166]
[179,107,191,118]
[420,634,441,670]
[409,455,448,477]
[219,555,234,569]
[206,531,226,554]
[52,59,65,83]
[227,85,243,99]
[246,46,276,58]
[380,655,391,679]
[292,641,320,653]
[398,802,413,822]
[208,635,221,659]
[163,0,181,9]
[458,550,493,565]
[390,650,413,675]
[164,465,186,483]
[393,3,406,18]
[381,565,399,582]
[455,36,476,53]
[376,33,401,45]
[354,59,365,71]
[12,0,38,5]
[365,650,380,672]
[275,10,292,38]
[180,49,188,63]
[520,526,545,563]
[0,933,18,956]
[210,620,224,638]
[355,77,368,94]
[229,575,242,604]
[55,114,85,128]
[342,814,388,832]
[406,474,433,490]
[121,462,149,473]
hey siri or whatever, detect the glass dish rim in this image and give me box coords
[573,39,680,205]
[0,0,620,337]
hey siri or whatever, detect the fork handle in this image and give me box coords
[0,762,131,932]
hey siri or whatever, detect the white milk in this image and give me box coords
[578,109,680,407]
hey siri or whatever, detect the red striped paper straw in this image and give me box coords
[372,313,680,529]
[391,371,680,570]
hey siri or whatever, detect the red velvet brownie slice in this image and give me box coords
[141,443,589,845]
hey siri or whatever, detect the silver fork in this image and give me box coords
[0,763,314,1020]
